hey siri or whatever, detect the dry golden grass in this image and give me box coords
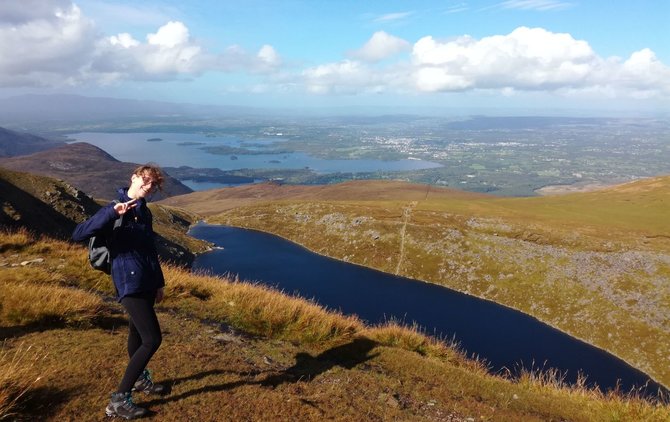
[2,229,670,420]
[160,180,489,217]
[360,322,485,372]
[0,344,48,420]
[0,229,108,329]
[0,281,103,326]
[512,367,670,422]
[165,265,362,343]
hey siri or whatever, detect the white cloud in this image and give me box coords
[92,20,204,79]
[0,2,97,87]
[350,31,410,63]
[147,21,189,48]
[76,1,179,28]
[298,27,669,101]
[109,33,139,48]
[444,3,469,14]
[373,11,413,23]
[257,44,281,69]
[0,2,282,87]
[0,1,666,103]
[301,59,410,95]
[303,60,367,94]
[0,0,72,24]
[498,0,573,11]
[620,49,668,86]
[410,26,658,94]
[302,60,399,95]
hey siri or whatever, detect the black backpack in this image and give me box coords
[88,201,124,274]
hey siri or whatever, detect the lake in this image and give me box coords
[190,223,666,399]
[65,132,442,189]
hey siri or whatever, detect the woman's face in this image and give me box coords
[130,172,158,198]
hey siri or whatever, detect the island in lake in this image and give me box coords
[177,141,206,146]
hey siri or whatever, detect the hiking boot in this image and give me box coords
[105,392,146,419]
[133,369,165,395]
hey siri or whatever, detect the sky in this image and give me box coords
[0,0,668,115]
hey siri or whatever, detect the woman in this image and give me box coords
[73,164,166,419]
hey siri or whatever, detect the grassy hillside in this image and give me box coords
[161,178,670,389]
[0,167,208,266]
[2,229,669,421]
[0,166,101,239]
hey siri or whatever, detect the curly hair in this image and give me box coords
[133,164,165,191]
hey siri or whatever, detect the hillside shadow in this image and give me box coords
[12,385,75,421]
[0,178,85,240]
[144,338,379,407]
[155,233,195,267]
[0,314,128,340]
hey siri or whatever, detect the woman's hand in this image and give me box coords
[156,287,164,303]
[114,199,137,215]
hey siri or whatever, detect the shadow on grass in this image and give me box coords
[0,314,128,340]
[12,385,75,421]
[260,337,379,387]
[144,338,379,407]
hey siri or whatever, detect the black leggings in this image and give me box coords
[117,292,162,393]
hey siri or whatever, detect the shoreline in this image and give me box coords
[191,220,668,393]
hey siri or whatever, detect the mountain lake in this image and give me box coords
[189,223,667,399]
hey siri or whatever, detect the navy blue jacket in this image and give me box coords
[72,188,165,300]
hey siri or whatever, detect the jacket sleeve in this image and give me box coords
[71,205,118,242]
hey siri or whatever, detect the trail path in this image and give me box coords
[395,200,418,275]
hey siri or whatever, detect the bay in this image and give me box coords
[65,132,442,184]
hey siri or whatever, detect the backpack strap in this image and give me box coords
[108,200,125,246]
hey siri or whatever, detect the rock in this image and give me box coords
[377,393,400,408]
[20,258,45,266]
[212,332,242,344]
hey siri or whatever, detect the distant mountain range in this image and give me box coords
[0,94,263,125]
[0,126,65,156]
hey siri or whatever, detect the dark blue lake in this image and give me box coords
[190,223,666,399]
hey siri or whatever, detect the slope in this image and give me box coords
[161,177,670,388]
[0,167,207,266]
[2,230,668,421]
[0,142,192,200]
[0,126,64,157]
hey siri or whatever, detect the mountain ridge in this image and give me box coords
[0,142,192,201]
[0,126,65,157]
[0,94,265,125]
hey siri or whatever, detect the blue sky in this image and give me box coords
[0,0,668,114]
